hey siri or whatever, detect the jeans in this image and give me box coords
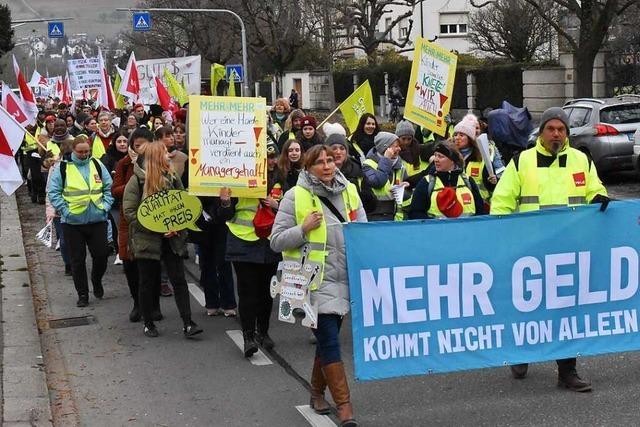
[312,314,344,366]
[52,217,70,267]
[61,221,108,297]
[234,261,277,334]
[200,228,235,309]
[137,240,191,325]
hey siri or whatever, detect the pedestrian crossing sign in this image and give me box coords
[132,12,152,32]
[226,64,243,83]
[47,22,64,38]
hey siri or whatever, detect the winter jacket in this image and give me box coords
[270,170,367,316]
[407,168,485,220]
[362,149,408,190]
[112,155,135,260]
[101,145,128,177]
[47,154,113,225]
[122,159,188,261]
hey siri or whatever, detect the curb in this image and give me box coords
[0,192,53,426]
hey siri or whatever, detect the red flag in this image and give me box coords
[62,72,72,105]
[55,77,63,99]
[12,55,37,125]
[97,48,116,110]
[0,104,26,195]
[119,52,140,100]
[2,84,30,126]
[154,75,177,113]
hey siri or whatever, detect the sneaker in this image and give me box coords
[160,283,173,297]
[183,321,203,338]
[243,331,258,357]
[64,265,72,276]
[55,240,60,251]
[207,308,223,316]
[113,254,123,265]
[255,332,275,350]
[223,308,237,317]
[93,284,104,299]
[143,323,159,338]
[76,296,89,307]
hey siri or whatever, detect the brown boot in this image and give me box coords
[310,357,331,414]
[322,362,357,427]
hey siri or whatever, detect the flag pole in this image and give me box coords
[317,104,342,130]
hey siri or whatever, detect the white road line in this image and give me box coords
[295,405,337,427]
[226,330,273,366]
[187,282,206,307]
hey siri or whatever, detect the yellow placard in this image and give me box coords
[188,95,268,198]
[137,189,203,233]
[404,38,458,137]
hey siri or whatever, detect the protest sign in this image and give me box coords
[68,57,102,90]
[136,189,202,233]
[345,201,640,381]
[404,38,457,137]
[135,55,201,105]
[188,95,268,198]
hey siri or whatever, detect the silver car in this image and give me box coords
[562,96,640,174]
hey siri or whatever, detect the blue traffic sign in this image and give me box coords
[226,64,243,83]
[47,22,64,38]
[132,12,152,32]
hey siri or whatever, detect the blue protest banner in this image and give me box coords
[344,201,640,381]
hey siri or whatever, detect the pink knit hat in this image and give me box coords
[453,118,477,141]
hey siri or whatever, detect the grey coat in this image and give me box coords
[270,170,367,316]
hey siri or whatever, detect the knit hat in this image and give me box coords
[539,107,569,134]
[434,142,464,168]
[323,122,348,148]
[267,141,279,157]
[453,119,476,141]
[75,112,90,125]
[301,115,317,129]
[395,120,415,138]
[436,187,463,218]
[374,131,399,154]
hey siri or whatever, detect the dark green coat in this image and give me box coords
[122,160,188,260]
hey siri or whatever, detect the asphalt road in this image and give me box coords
[14,171,640,427]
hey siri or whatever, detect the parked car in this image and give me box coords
[530,95,640,175]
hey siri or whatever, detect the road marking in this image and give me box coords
[226,330,273,366]
[187,282,206,307]
[295,405,337,427]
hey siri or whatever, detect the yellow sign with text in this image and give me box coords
[188,95,268,198]
[404,38,458,137]
[137,189,203,233]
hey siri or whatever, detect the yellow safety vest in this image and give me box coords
[47,140,61,157]
[427,175,476,218]
[363,158,405,221]
[282,183,360,291]
[62,159,105,214]
[516,144,590,212]
[466,160,490,201]
[402,158,429,179]
[91,136,106,159]
[226,198,261,241]
[22,131,38,152]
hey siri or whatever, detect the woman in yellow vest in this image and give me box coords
[348,113,379,166]
[277,108,304,150]
[407,141,484,219]
[395,120,432,188]
[271,145,366,427]
[122,142,202,339]
[219,145,282,357]
[453,116,499,210]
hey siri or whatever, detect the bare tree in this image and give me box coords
[485,0,640,97]
[469,0,556,63]
[336,0,420,63]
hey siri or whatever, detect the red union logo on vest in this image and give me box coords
[94,174,102,184]
[470,167,480,177]
[573,172,586,187]
[461,193,472,205]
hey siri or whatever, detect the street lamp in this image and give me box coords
[116,7,250,96]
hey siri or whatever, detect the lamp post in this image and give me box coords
[117,7,250,96]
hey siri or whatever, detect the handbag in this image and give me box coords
[253,202,275,238]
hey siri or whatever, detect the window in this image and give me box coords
[439,12,468,36]
[567,108,592,128]
[600,104,640,124]
[385,18,392,40]
[400,26,409,39]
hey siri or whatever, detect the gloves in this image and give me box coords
[590,194,611,212]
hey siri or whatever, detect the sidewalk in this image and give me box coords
[0,191,52,426]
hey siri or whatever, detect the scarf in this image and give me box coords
[97,125,115,139]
